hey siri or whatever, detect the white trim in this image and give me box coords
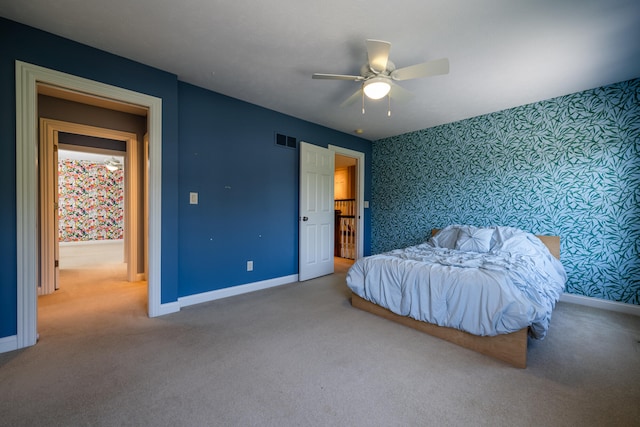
[125,125,139,282]
[41,119,140,285]
[14,60,164,353]
[0,335,18,353]
[39,118,58,295]
[155,301,181,316]
[16,61,38,349]
[328,145,365,259]
[146,90,163,318]
[178,275,299,308]
[560,293,640,317]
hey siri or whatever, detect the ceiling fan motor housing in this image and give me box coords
[361,60,395,81]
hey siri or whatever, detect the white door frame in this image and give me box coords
[15,60,163,350]
[329,145,365,259]
[40,119,140,290]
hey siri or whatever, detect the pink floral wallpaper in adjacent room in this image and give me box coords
[58,159,124,242]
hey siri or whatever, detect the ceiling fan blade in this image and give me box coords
[312,73,363,81]
[389,83,413,102]
[391,58,449,81]
[340,88,363,107]
[366,39,391,74]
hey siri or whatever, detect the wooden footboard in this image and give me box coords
[351,293,528,368]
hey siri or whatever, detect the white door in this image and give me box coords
[299,142,334,281]
[54,143,60,290]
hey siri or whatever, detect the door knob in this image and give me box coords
[302,216,309,221]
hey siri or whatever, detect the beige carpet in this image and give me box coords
[58,240,124,269]
[1,258,639,427]
[38,263,146,340]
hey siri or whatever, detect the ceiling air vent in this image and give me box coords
[275,133,297,149]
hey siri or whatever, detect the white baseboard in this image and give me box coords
[560,293,640,316]
[0,335,18,353]
[179,274,299,309]
[154,301,181,316]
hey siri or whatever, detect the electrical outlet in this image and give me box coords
[247,260,253,271]
[189,192,198,205]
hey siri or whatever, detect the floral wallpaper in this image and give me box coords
[58,159,124,242]
[372,79,639,305]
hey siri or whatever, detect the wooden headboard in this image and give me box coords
[431,229,560,260]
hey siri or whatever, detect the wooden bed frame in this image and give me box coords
[351,231,560,368]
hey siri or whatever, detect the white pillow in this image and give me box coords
[430,226,460,249]
[455,227,494,252]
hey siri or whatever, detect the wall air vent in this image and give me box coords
[275,133,297,149]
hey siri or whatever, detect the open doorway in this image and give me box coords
[298,143,365,281]
[16,61,164,350]
[36,113,147,343]
[37,146,145,340]
[334,154,357,260]
[330,145,365,270]
[38,110,144,285]
[36,95,147,336]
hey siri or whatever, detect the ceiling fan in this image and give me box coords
[312,39,449,115]
[104,157,123,172]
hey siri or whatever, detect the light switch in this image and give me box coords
[364,201,369,208]
[189,192,198,205]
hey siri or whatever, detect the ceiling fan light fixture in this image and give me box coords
[104,157,122,172]
[363,77,391,100]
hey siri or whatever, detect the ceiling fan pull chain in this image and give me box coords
[387,94,391,117]
[362,90,365,115]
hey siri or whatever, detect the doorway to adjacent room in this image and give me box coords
[15,61,163,350]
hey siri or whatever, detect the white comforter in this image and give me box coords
[346,226,567,339]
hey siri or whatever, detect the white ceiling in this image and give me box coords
[2,0,639,141]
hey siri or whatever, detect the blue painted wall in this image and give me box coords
[0,18,372,341]
[1,17,178,338]
[372,79,640,304]
[177,82,372,295]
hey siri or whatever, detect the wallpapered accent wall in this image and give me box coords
[58,160,124,242]
[372,79,639,304]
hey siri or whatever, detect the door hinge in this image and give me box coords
[55,259,59,268]
[54,202,59,210]
[53,144,58,152]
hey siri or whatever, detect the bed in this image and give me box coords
[346,225,567,368]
